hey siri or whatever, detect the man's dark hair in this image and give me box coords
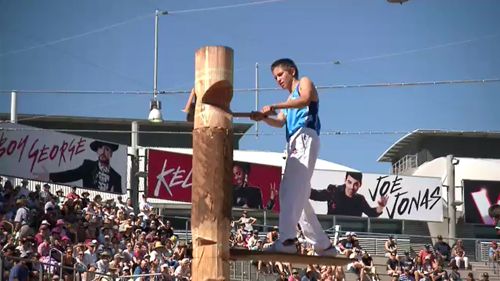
[271,58,299,79]
[233,161,251,175]
[346,171,363,183]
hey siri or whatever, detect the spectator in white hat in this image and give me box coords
[174,258,191,281]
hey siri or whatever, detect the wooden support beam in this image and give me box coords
[191,46,234,281]
[230,249,349,266]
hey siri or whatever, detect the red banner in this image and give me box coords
[147,149,282,212]
[464,179,500,225]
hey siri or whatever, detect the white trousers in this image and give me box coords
[455,256,469,268]
[278,128,331,250]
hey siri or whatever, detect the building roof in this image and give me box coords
[412,156,500,187]
[377,129,500,163]
[0,113,252,148]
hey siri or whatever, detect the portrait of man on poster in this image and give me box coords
[310,171,388,217]
[35,140,122,193]
[232,161,276,210]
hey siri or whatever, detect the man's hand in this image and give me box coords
[378,196,389,208]
[261,105,277,116]
[376,195,389,214]
[269,182,278,200]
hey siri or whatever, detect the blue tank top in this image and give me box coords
[284,84,321,141]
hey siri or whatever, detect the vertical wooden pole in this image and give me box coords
[192,46,234,281]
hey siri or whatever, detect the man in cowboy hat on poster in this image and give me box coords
[37,140,122,193]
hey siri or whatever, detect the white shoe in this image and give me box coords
[315,245,338,257]
[263,240,297,254]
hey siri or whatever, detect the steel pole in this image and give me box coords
[10,91,17,123]
[447,154,456,241]
[255,62,259,137]
[153,10,159,98]
[131,121,140,214]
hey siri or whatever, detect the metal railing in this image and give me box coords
[116,272,163,280]
[0,250,118,281]
[149,215,497,263]
[230,260,255,281]
[392,154,418,174]
[477,240,496,262]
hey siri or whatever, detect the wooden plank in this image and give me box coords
[229,248,349,266]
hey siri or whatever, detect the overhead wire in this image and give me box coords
[0,0,285,58]
[298,32,500,66]
[1,126,499,137]
[1,77,500,96]
[348,33,500,63]
[0,13,153,58]
[1,26,150,88]
[168,0,285,15]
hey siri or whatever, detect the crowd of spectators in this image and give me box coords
[0,178,192,281]
[1,178,497,281]
[377,235,489,281]
[230,220,495,281]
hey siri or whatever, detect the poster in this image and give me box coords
[463,179,500,225]
[0,123,127,194]
[147,149,282,212]
[310,170,443,222]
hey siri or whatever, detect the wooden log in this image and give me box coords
[230,249,350,266]
[191,46,234,281]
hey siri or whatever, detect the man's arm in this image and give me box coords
[310,184,336,201]
[252,77,318,126]
[385,241,391,251]
[232,218,242,226]
[251,111,286,128]
[271,77,318,110]
[111,169,122,193]
[49,161,90,183]
[265,198,275,210]
[265,183,277,210]
[361,195,388,217]
[360,196,382,217]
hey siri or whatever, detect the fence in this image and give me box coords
[0,240,496,281]
[0,252,115,281]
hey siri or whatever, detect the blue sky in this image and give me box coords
[1,0,499,173]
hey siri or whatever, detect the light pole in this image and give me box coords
[10,91,17,123]
[148,9,168,122]
[447,154,460,242]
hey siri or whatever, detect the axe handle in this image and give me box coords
[232,111,277,118]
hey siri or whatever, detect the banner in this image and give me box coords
[0,123,127,194]
[310,170,443,222]
[463,179,500,225]
[147,149,282,212]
